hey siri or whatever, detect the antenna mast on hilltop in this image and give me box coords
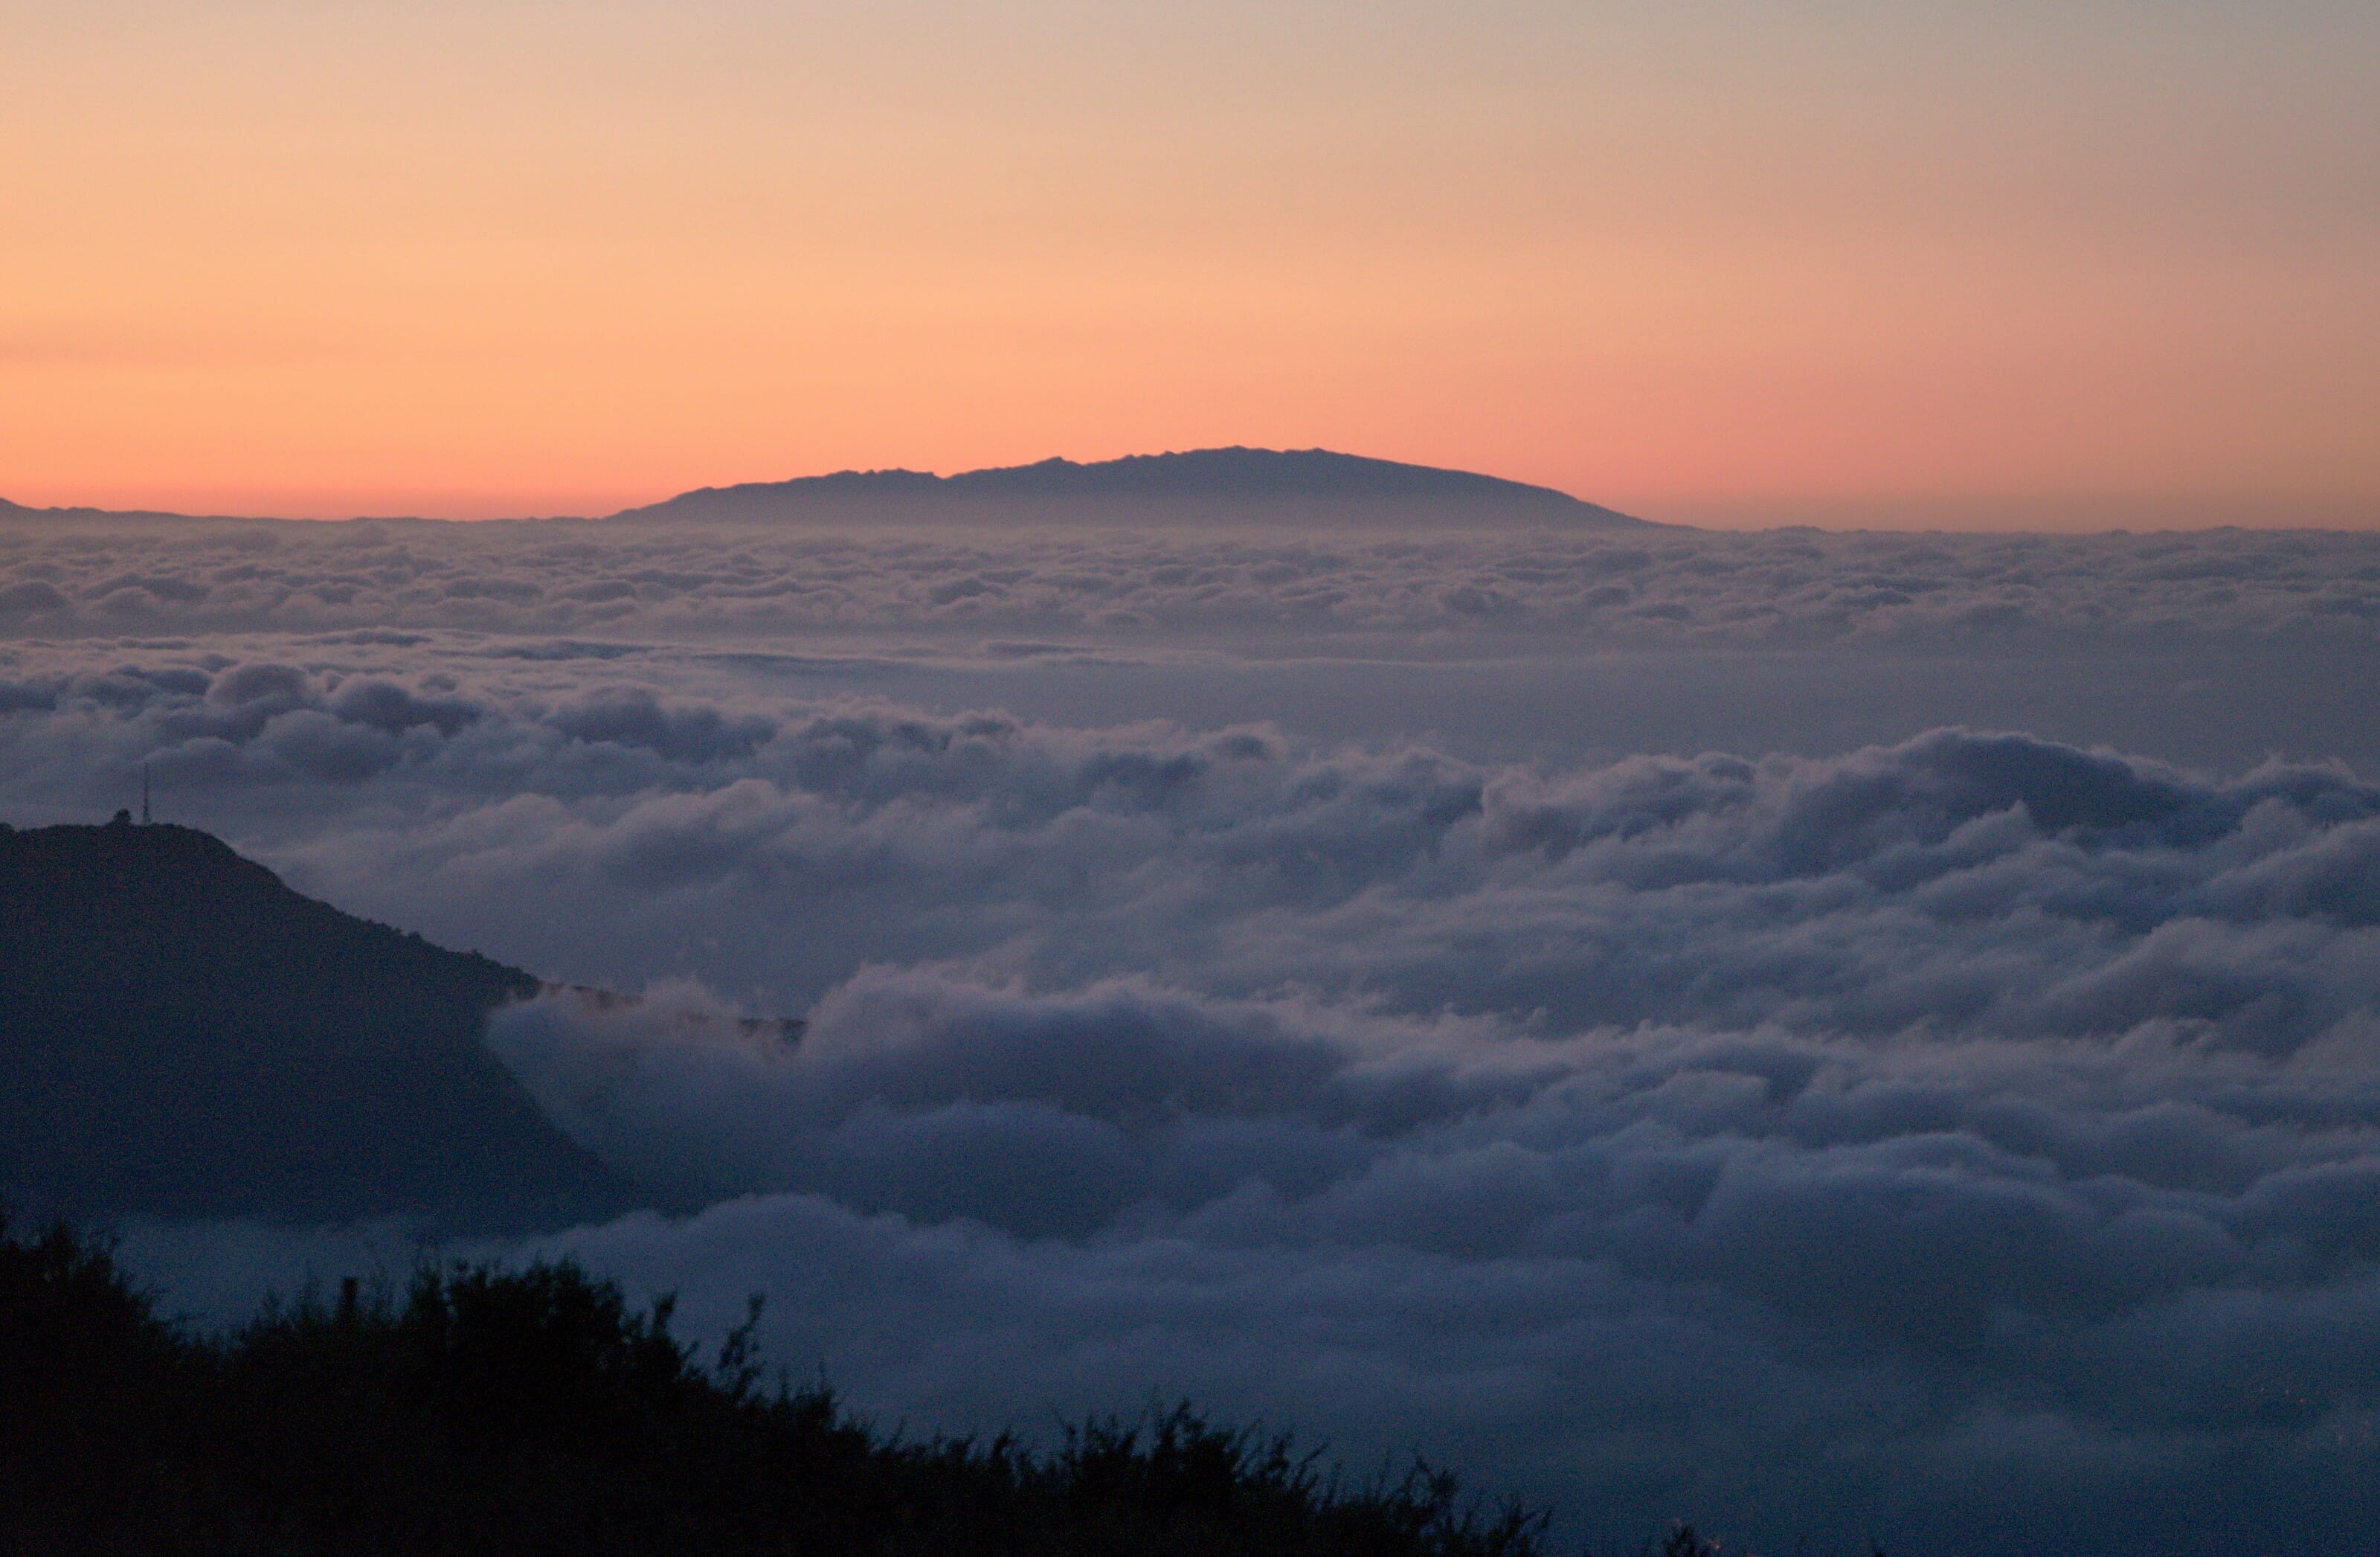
[141,763,150,826]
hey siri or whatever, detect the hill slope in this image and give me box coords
[0,817,634,1230]
[614,446,1647,524]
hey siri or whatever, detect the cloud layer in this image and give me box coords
[127,990,2380,1556]
[7,516,2379,1553]
[4,513,2378,646]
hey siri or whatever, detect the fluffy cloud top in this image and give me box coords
[7,517,2379,1553]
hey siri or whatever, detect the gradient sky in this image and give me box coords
[4,1,2376,526]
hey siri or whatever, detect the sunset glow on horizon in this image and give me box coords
[6,2,2376,527]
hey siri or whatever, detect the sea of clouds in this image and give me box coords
[9,508,2380,1553]
[7,511,2380,646]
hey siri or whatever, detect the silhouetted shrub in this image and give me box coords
[1,1213,208,1547]
[0,1215,1544,1556]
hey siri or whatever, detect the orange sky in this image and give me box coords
[4,2,2376,527]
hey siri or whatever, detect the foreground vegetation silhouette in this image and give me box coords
[0,1215,1547,1556]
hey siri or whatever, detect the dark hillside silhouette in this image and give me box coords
[0,818,631,1230]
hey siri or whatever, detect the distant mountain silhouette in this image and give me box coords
[0,497,257,523]
[0,817,634,1230]
[614,446,1647,524]
[2,449,1650,527]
